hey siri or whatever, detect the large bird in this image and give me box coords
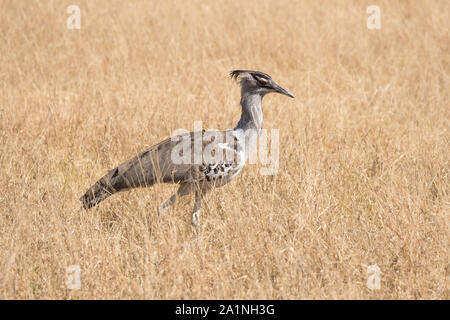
[80,70,294,230]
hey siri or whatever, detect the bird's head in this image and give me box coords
[230,70,294,99]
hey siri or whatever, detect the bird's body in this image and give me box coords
[80,70,293,230]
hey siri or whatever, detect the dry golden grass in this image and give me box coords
[0,0,448,299]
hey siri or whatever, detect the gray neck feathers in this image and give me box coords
[234,90,263,134]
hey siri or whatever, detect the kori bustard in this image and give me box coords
[80,70,294,229]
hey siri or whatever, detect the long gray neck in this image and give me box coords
[234,92,263,134]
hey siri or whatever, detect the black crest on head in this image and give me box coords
[230,70,272,81]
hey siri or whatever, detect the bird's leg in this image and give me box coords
[158,183,193,216]
[191,189,205,233]
[157,193,177,216]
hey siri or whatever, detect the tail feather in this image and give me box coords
[80,135,188,210]
[79,167,122,209]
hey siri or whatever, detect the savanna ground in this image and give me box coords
[0,0,448,299]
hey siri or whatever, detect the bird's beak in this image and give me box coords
[273,83,295,98]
